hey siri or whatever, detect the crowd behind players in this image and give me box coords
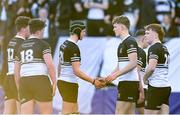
[0,0,180,82]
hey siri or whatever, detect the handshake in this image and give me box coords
[93,77,108,89]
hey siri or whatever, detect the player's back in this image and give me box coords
[17,37,51,77]
[7,36,24,75]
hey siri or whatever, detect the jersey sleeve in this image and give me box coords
[126,39,138,54]
[148,45,159,60]
[138,56,143,67]
[70,46,81,62]
[41,41,51,55]
[15,46,21,62]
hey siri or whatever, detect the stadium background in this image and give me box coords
[0,0,180,114]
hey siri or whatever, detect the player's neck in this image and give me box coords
[152,38,161,45]
[16,32,26,40]
[120,31,130,41]
[70,35,78,43]
[29,34,41,39]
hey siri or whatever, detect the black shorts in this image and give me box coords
[3,75,18,100]
[19,75,52,104]
[145,85,171,110]
[57,80,78,103]
[117,81,139,102]
[136,89,147,108]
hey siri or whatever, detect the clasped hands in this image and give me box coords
[93,74,117,89]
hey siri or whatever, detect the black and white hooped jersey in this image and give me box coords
[7,36,24,75]
[117,36,139,82]
[138,47,147,88]
[16,37,51,77]
[147,42,170,87]
[58,39,81,83]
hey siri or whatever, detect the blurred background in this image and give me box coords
[0,0,180,114]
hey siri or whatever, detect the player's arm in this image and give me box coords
[14,60,21,91]
[57,59,61,77]
[137,65,144,103]
[43,53,56,96]
[106,52,137,82]
[143,59,157,85]
[72,61,103,88]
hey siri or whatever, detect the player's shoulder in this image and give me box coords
[124,36,137,44]
[149,43,162,51]
[65,40,79,50]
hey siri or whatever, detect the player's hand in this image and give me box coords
[105,74,116,83]
[143,77,149,85]
[52,83,56,96]
[96,77,106,87]
[94,79,105,89]
[137,85,144,104]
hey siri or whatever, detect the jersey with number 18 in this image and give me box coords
[16,37,51,77]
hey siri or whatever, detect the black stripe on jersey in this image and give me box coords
[127,48,137,54]
[21,61,45,65]
[118,57,129,62]
[137,60,143,67]
[141,68,146,72]
[149,54,158,60]
[43,49,51,54]
[156,64,168,68]
[71,57,81,62]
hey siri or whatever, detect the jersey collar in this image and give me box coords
[121,34,130,42]
[15,35,25,40]
[67,38,77,45]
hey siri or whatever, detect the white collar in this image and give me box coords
[15,35,25,40]
[29,35,39,39]
[121,34,130,42]
[67,38,77,45]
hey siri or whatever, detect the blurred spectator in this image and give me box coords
[122,0,140,33]
[38,7,57,54]
[137,0,157,29]
[104,0,124,36]
[16,0,33,18]
[175,0,180,34]
[154,0,175,24]
[48,0,57,23]
[84,0,109,36]
[31,0,48,18]
[71,0,87,20]
[161,14,179,41]
[0,0,8,41]
[57,0,73,35]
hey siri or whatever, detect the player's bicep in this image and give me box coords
[148,59,158,71]
[128,52,137,63]
[72,61,81,73]
[43,53,54,68]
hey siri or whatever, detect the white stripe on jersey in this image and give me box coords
[20,63,48,77]
[7,62,14,75]
[148,68,170,87]
[58,65,78,83]
[116,61,139,82]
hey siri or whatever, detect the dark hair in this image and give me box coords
[135,29,145,37]
[29,18,46,34]
[15,16,31,31]
[145,24,165,42]
[112,15,130,29]
[69,20,86,38]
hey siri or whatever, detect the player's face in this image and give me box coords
[142,36,149,48]
[79,29,86,40]
[39,28,44,39]
[113,23,122,37]
[145,29,156,45]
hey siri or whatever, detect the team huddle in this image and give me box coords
[3,15,171,114]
